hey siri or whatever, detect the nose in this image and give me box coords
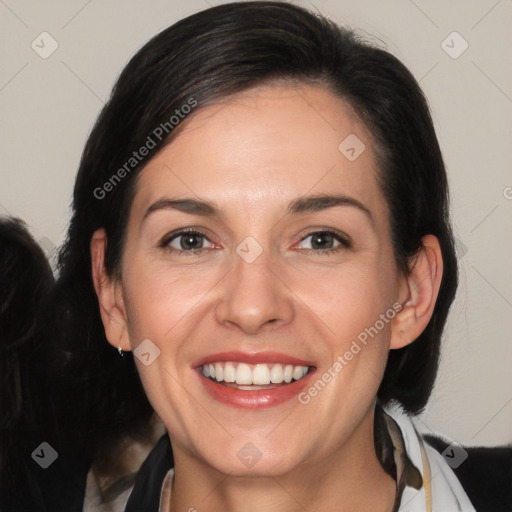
[214,246,294,335]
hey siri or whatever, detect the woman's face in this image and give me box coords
[116,84,408,476]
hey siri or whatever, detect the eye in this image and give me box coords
[161,229,215,253]
[295,230,350,254]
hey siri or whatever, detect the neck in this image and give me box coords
[168,407,396,512]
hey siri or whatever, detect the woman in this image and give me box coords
[50,2,509,511]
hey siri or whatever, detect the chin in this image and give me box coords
[198,438,304,478]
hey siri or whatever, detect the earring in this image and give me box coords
[117,346,124,357]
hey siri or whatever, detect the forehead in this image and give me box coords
[132,84,388,225]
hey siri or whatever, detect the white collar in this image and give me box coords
[384,404,476,512]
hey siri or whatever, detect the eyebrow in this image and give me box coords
[142,194,374,227]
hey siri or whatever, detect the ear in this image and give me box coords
[90,228,131,352]
[390,234,444,350]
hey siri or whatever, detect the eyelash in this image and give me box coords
[159,228,351,256]
[296,230,351,255]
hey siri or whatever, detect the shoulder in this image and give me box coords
[83,427,167,512]
[424,434,512,512]
[123,434,174,512]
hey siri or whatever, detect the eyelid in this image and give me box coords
[159,227,351,255]
[160,227,217,250]
[295,228,351,247]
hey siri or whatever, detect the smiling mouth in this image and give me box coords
[200,362,312,389]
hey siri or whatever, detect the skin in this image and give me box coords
[91,84,443,511]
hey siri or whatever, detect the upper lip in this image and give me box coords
[192,351,315,368]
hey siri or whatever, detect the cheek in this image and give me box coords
[121,261,205,430]
[288,258,397,346]
[122,259,217,344]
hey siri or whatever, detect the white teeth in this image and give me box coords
[236,363,253,385]
[252,364,271,385]
[270,364,284,383]
[224,362,236,382]
[215,363,223,382]
[292,366,304,381]
[201,362,310,386]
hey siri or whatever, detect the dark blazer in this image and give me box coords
[424,435,512,512]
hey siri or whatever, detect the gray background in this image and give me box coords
[1,0,511,446]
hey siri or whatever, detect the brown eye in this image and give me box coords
[296,230,350,253]
[163,230,214,253]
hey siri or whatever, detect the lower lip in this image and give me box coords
[196,369,316,409]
